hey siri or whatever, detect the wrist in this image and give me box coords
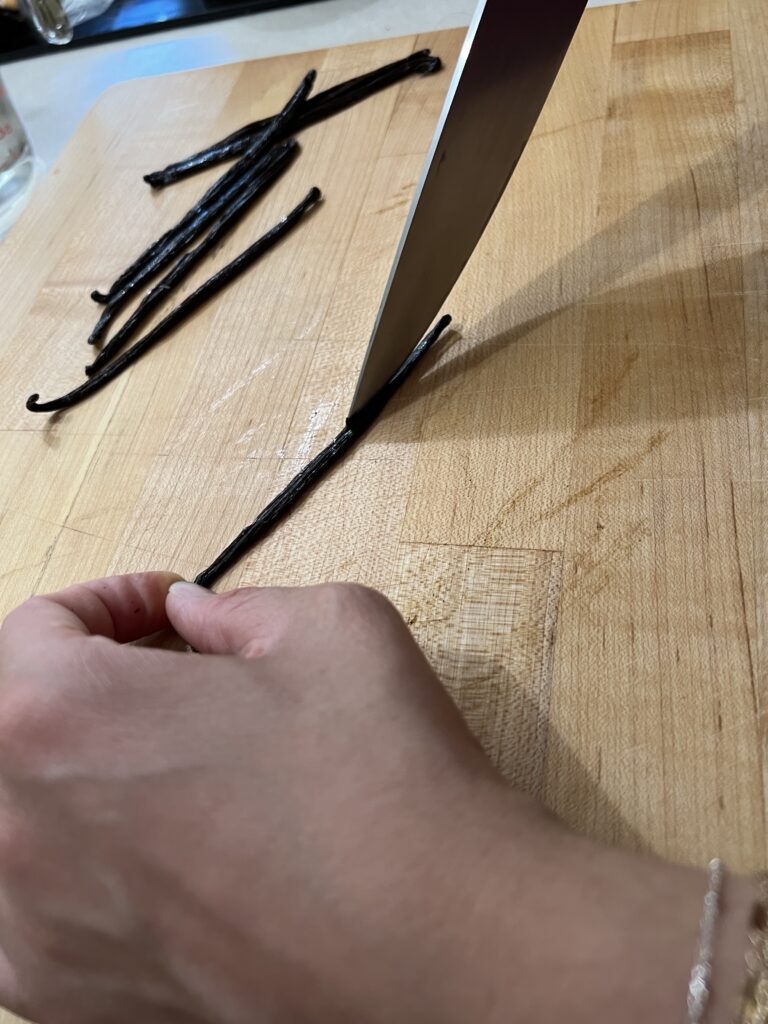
[415,791,754,1024]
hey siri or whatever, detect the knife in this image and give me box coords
[348,0,589,418]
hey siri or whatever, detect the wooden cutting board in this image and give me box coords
[0,0,766,924]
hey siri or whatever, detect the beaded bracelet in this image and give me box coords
[687,863,768,1024]
[689,859,725,1022]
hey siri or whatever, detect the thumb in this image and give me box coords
[165,581,292,657]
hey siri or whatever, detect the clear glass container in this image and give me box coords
[0,74,35,235]
[18,0,116,45]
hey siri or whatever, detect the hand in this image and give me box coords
[0,573,521,1024]
[0,574,755,1024]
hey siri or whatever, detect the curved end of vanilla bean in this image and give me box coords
[26,393,63,413]
[143,172,164,188]
[91,290,110,304]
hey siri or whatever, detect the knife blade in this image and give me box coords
[348,0,588,418]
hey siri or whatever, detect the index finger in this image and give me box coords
[0,572,181,656]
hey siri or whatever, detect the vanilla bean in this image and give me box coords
[87,140,298,347]
[194,314,452,589]
[94,71,316,306]
[90,135,277,307]
[86,169,277,376]
[144,50,442,189]
[26,188,322,414]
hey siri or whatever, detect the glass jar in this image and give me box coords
[0,73,35,233]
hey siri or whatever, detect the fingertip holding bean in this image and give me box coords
[168,581,215,601]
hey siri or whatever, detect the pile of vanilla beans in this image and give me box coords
[26,49,442,414]
[25,48,453,587]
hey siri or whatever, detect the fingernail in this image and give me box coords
[168,581,214,600]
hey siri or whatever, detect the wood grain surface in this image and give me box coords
[0,8,766,1001]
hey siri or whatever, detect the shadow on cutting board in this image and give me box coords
[377,129,764,443]
[447,645,646,852]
